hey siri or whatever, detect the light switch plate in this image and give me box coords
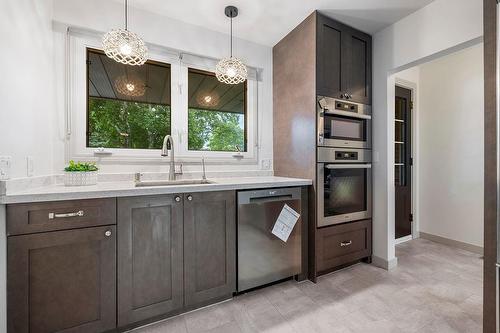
[261,159,272,170]
[27,156,34,177]
[0,156,12,180]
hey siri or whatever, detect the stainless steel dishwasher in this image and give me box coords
[237,187,302,292]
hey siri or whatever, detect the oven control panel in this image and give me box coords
[335,101,358,113]
[335,151,358,160]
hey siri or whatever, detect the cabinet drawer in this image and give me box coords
[317,220,371,273]
[7,198,116,235]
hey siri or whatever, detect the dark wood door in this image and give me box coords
[395,86,412,239]
[117,195,184,327]
[343,27,372,105]
[183,191,236,307]
[316,14,345,99]
[8,226,116,333]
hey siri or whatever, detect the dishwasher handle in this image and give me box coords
[249,195,294,204]
[238,187,302,205]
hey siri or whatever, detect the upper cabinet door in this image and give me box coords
[317,15,345,99]
[343,27,372,105]
[117,195,184,327]
[8,226,116,333]
[316,13,372,105]
[183,191,236,307]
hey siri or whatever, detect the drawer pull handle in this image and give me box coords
[340,240,352,247]
[48,210,84,219]
[105,230,112,237]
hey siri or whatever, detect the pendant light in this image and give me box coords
[102,0,148,66]
[215,6,248,85]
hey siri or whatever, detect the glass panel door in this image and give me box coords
[324,114,366,142]
[323,168,367,217]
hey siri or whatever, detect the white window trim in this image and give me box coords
[67,30,259,165]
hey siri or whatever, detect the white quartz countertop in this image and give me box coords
[0,176,312,204]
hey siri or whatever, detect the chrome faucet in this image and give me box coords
[201,157,206,181]
[161,135,176,181]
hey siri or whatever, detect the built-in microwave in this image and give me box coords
[317,96,372,149]
[317,147,372,227]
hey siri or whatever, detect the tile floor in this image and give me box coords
[132,239,483,333]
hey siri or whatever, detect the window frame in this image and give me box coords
[68,32,258,164]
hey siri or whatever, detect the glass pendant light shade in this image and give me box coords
[215,6,247,85]
[102,0,148,66]
[103,29,148,66]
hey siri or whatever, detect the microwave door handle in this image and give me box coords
[325,164,372,169]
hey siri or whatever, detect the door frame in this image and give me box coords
[395,78,419,243]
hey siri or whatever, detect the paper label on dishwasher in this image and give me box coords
[272,204,300,242]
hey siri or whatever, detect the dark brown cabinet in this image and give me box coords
[184,191,236,307]
[274,11,372,281]
[7,191,237,332]
[117,195,184,327]
[117,191,236,328]
[316,220,372,274]
[8,225,116,333]
[316,13,372,104]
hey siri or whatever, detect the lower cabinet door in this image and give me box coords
[183,191,236,307]
[117,195,184,327]
[7,226,116,333]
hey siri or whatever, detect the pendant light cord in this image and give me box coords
[230,15,233,58]
[125,0,128,31]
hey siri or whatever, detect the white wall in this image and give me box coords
[51,0,274,175]
[0,0,55,178]
[418,44,484,247]
[372,0,483,267]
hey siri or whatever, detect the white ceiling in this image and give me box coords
[123,0,435,46]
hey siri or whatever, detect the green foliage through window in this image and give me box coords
[88,98,171,149]
[188,109,244,152]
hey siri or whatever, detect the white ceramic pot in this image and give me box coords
[64,171,98,186]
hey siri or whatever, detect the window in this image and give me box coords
[86,49,171,149]
[69,33,258,163]
[187,68,246,152]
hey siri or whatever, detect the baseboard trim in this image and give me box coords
[372,256,398,271]
[395,235,412,244]
[419,232,484,255]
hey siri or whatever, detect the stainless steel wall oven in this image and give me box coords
[317,147,372,227]
[317,96,372,149]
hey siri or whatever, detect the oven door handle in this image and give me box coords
[325,164,372,169]
[323,110,372,120]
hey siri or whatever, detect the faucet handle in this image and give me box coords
[175,163,183,175]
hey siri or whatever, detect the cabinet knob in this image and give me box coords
[175,196,181,202]
[187,195,193,201]
[105,230,112,237]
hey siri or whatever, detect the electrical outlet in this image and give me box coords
[0,156,12,180]
[261,159,272,170]
[27,156,34,177]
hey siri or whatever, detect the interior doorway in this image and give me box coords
[395,85,413,242]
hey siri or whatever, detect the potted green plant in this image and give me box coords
[64,160,99,186]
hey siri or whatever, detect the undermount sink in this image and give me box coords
[135,179,215,187]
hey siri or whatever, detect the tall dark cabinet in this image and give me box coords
[274,11,372,281]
